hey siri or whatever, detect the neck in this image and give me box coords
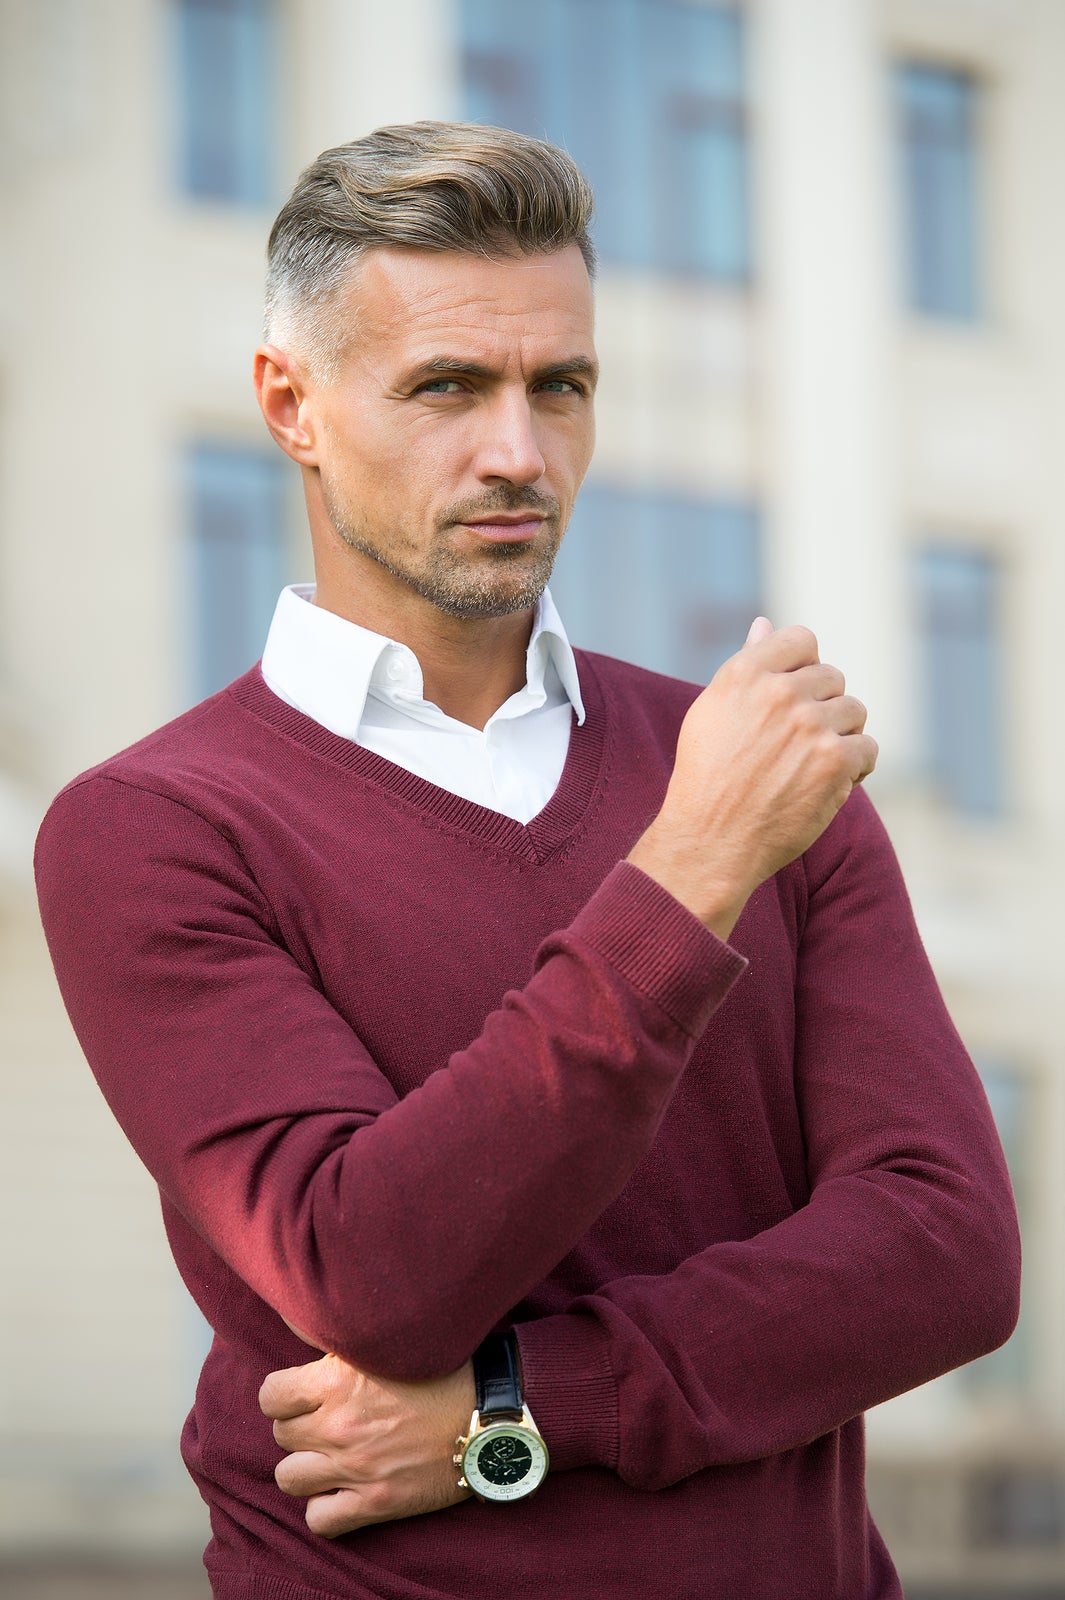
[400,610,536,730]
[313,570,535,731]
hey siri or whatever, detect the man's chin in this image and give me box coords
[328,519,557,620]
[425,577,551,621]
[419,547,557,620]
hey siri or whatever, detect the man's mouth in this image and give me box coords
[459,515,547,542]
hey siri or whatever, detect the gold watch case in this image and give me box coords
[454,1405,549,1503]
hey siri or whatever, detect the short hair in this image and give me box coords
[265,120,597,378]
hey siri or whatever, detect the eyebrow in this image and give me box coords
[406,354,599,388]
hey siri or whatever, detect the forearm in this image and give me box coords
[253,864,744,1374]
[260,1105,1019,1530]
[521,792,1021,1488]
[516,1154,1020,1488]
[36,780,746,1378]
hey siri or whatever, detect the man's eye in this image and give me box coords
[419,379,463,395]
[538,380,580,395]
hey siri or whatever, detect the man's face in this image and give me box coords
[302,245,598,620]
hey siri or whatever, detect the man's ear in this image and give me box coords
[254,344,319,465]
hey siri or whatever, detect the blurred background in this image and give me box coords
[1,1,1063,1596]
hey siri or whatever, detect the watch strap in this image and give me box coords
[472,1330,523,1421]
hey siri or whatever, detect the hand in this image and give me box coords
[628,617,877,939]
[259,1352,476,1537]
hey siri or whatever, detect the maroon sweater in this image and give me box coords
[35,652,1020,1600]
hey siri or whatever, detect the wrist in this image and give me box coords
[626,825,751,941]
[455,1332,549,1503]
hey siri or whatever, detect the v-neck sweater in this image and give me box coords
[35,650,1020,1600]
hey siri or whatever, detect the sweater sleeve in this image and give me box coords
[514,789,1021,1487]
[34,775,746,1379]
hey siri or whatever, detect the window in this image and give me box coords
[915,544,1003,815]
[174,0,277,204]
[185,442,289,699]
[461,0,751,281]
[549,485,761,682]
[895,63,983,320]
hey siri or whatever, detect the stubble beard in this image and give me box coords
[321,480,565,619]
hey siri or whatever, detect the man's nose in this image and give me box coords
[472,392,547,486]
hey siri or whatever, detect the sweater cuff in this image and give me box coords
[567,860,748,1038]
[515,1313,619,1473]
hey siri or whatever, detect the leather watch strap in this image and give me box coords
[473,1330,523,1421]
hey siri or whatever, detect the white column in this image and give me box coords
[298,0,461,157]
[753,0,907,776]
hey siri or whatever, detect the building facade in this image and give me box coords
[1,1,1062,1592]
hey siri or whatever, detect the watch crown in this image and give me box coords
[452,1453,463,1465]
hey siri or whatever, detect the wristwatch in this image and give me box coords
[454,1330,549,1503]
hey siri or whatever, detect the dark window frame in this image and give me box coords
[895,59,984,322]
[173,0,279,207]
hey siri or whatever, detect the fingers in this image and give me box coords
[265,1356,476,1540]
[305,1487,376,1540]
[792,662,846,702]
[739,623,820,673]
[818,692,868,736]
[272,1410,330,1452]
[746,643,849,710]
[828,733,879,791]
[276,1453,473,1538]
[848,732,879,785]
[276,1448,338,1499]
[301,1478,473,1539]
[259,1357,333,1422]
[795,693,875,781]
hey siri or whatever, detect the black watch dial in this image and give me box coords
[477,1433,534,1486]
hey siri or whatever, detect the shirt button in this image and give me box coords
[385,657,406,683]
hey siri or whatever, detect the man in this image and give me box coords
[36,123,1019,1599]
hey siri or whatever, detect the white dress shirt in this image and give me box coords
[260,585,586,824]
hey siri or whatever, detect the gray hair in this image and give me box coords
[264,120,596,378]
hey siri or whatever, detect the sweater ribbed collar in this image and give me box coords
[228,652,611,867]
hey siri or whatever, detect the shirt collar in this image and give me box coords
[526,586,586,724]
[260,584,585,743]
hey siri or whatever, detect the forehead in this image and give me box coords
[340,245,596,369]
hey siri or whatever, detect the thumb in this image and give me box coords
[744,616,774,646]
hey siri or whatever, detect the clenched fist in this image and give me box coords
[628,618,877,940]
[260,1353,476,1538]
